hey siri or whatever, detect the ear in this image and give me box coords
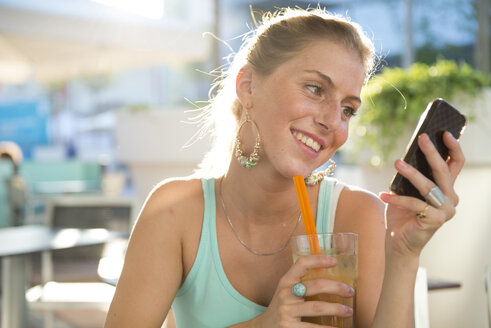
[236,67,253,109]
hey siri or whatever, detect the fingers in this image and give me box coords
[381,193,451,226]
[394,160,456,219]
[443,131,466,181]
[281,255,337,286]
[416,132,464,204]
[301,278,355,298]
[394,159,436,200]
[284,299,354,319]
[417,134,453,195]
[274,255,355,321]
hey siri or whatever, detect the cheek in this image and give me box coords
[262,76,302,111]
[333,125,349,147]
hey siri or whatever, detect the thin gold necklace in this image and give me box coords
[218,178,302,256]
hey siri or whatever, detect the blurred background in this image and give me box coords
[0,0,490,327]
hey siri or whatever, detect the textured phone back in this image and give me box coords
[390,99,466,200]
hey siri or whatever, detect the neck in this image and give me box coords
[220,163,317,226]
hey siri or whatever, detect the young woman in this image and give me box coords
[105,8,464,328]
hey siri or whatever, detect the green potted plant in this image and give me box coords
[347,60,489,166]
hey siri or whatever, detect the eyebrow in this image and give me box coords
[304,69,362,104]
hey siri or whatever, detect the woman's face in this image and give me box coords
[249,41,365,178]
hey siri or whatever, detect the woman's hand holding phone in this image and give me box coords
[390,98,466,200]
[380,99,466,257]
[380,131,465,257]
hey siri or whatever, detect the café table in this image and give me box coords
[0,225,129,328]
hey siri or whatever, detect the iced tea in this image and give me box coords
[292,233,357,328]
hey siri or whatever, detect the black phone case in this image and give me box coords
[390,98,466,200]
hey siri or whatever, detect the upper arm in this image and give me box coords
[105,179,202,328]
[334,186,386,328]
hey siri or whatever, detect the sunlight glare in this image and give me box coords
[28,282,115,302]
[52,229,80,248]
[356,125,367,137]
[91,0,164,20]
[98,257,124,280]
[370,155,381,167]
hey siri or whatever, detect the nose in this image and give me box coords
[315,99,343,132]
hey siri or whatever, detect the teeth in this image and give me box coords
[292,131,321,152]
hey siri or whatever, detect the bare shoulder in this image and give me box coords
[131,177,206,279]
[335,184,385,232]
[137,177,204,229]
[123,176,206,281]
[106,177,205,327]
[339,184,384,213]
[125,179,204,258]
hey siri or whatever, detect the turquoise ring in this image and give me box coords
[292,282,306,297]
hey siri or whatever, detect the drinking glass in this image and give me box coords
[291,233,358,327]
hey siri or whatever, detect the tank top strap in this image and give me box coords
[316,177,335,233]
[202,178,217,235]
[174,178,214,296]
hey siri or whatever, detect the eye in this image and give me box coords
[306,84,323,96]
[342,106,357,118]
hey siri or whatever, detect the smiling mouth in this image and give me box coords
[292,130,322,152]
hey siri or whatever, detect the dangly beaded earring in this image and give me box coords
[304,159,336,186]
[235,111,261,169]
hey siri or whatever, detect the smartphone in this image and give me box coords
[390,98,467,200]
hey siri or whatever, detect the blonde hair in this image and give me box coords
[194,7,376,178]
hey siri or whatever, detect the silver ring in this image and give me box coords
[292,282,306,297]
[425,186,445,208]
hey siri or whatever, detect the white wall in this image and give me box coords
[115,109,213,208]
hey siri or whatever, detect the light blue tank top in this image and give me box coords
[171,178,338,328]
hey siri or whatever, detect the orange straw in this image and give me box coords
[293,176,321,255]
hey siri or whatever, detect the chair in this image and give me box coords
[414,267,430,328]
[21,160,104,226]
[26,195,135,328]
[486,265,491,328]
[40,195,134,279]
